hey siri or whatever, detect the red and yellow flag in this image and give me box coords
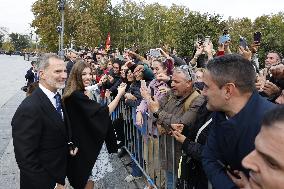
[105,32,111,51]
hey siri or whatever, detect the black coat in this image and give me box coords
[12,87,68,189]
[66,60,75,77]
[202,91,276,189]
[64,90,117,189]
[25,67,36,86]
[178,101,212,189]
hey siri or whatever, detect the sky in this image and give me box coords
[0,0,283,35]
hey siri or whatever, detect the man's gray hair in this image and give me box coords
[38,54,61,71]
[173,65,195,81]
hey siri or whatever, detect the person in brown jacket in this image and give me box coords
[144,66,205,189]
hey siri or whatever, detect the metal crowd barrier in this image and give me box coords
[109,99,177,189]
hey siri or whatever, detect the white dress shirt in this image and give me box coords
[39,84,57,109]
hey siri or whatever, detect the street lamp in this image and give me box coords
[58,0,65,58]
[56,25,62,54]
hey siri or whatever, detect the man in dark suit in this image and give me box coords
[66,50,78,77]
[201,54,276,189]
[12,54,68,189]
[25,61,38,86]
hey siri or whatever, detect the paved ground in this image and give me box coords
[0,55,146,189]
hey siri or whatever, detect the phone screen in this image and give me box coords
[254,32,262,43]
[239,36,248,49]
[150,49,161,58]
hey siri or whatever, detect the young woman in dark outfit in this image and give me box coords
[62,59,126,189]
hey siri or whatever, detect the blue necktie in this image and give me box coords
[54,93,63,119]
[34,73,39,82]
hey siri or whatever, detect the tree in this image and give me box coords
[2,41,14,52]
[9,33,30,51]
[0,34,4,49]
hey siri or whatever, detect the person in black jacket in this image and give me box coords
[66,50,78,77]
[25,61,38,87]
[63,59,126,189]
[172,101,212,189]
[12,54,69,189]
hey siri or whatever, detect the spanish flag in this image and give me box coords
[105,32,111,52]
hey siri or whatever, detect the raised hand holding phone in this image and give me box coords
[217,160,241,179]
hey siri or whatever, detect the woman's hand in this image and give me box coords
[136,111,143,127]
[158,86,170,94]
[156,73,170,82]
[124,93,137,100]
[117,83,127,96]
[140,84,151,100]
[84,90,93,99]
[149,96,160,113]
[238,46,252,61]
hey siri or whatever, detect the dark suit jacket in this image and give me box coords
[12,87,68,189]
[25,67,36,86]
[66,60,75,77]
[64,90,117,189]
[202,91,276,189]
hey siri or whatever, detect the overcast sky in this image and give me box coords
[0,0,283,35]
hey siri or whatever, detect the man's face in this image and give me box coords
[195,70,204,82]
[171,72,191,97]
[242,124,284,189]
[113,63,120,74]
[265,53,280,67]
[202,71,226,111]
[70,52,77,62]
[40,58,67,92]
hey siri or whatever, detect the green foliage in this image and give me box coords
[2,41,14,52]
[30,0,284,62]
[0,34,4,48]
[9,33,30,51]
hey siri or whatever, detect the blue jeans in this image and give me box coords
[166,171,174,189]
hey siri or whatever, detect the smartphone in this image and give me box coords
[217,160,241,179]
[204,36,210,45]
[218,34,231,44]
[141,80,147,88]
[150,49,161,58]
[239,36,248,49]
[254,32,262,44]
[196,34,205,45]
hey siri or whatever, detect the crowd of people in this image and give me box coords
[12,34,284,189]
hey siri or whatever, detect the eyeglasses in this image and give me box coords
[178,65,195,81]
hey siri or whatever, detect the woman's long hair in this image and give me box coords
[62,58,89,101]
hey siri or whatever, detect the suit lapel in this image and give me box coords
[35,88,67,136]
